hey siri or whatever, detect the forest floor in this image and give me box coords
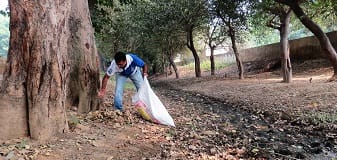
[1,59,337,160]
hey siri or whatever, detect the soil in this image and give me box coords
[1,58,337,160]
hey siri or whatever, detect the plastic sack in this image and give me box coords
[132,77,175,127]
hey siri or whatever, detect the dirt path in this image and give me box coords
[1,59,337,160]
[153,83,337,159]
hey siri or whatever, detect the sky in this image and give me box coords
[0,0,8,11]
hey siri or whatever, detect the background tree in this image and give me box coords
[213,0,252,79]
[92,1,130,58]
[134,0,186,78]
[174,0,209,77]
[275,0,337,81]
[205,13,227,75]
[91,0,188,77]
[253,1,293,82]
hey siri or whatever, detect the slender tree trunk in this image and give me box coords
[228,25,244,79]
[186,26,201,77]
[280,9,292,83]
[167,52,179,79]
[276,0,337,80]
[0,0,70,141]
[210,46,215,75]
[67,0,100,113]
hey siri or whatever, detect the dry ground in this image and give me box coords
[1,59,337,160]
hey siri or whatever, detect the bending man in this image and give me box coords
[98,51,148,111]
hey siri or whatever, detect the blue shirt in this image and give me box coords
[106,53,145,77]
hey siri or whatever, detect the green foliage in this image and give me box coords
[91,0,337,75]
[124,81,136,90]
[210,0,255,48]
[0,3,9,16]
[15,139,28,150]
[0,14,9,57]
[68,115,80,131]
[248,0,337,47]
[92,0,208,74]
[92,1,129,58]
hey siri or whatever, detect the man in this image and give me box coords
[98,51,148,111]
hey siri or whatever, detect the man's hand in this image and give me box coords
[97,88,106,98]
[143,72,148,77]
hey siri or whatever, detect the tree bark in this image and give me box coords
[228,24,244,79]
[67,0,100,113]
[210,46,215,75]
[167,51,179,79]
[0,0,70,141]
[186,25,201,77]
[280,9,292,83]
[276,0,337,80]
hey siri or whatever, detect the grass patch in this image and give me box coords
[99,72,136,91]
[15,139,28,150]
[310,112,337,124]
[185,60,233,71]
[68,115,81,131]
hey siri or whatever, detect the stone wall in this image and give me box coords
[240,31,337,62]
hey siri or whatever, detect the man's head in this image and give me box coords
[114,51,127,68]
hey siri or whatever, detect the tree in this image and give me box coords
[141,0,186,78]
[67,0,101,113]
[276,9,292,83]
[0,0,100,141]
[115,0,186,78]
[214,0,251,79]
[0,0,71,141]
[205,14,227,75]
[175,0,209,77]
[275,0,337,81]
[92,1,129,57]
[254,1,293,82]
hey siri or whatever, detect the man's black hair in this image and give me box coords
[114,51,126,63]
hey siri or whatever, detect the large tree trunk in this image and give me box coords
[0,0,70,141]
[280,9,292,83]
[228,25,244,79]
[276,0,337,80]
[67,0,100,113]
[186,26,201,77]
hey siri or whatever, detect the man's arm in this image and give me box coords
[98,74,110,98]
[142,64,148,77]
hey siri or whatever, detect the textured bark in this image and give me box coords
[67,0,100,113]
[280,9,292,83]
[0,0,70,141]
[0,1,28,141]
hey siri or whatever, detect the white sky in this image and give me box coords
[0,0,8,11]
